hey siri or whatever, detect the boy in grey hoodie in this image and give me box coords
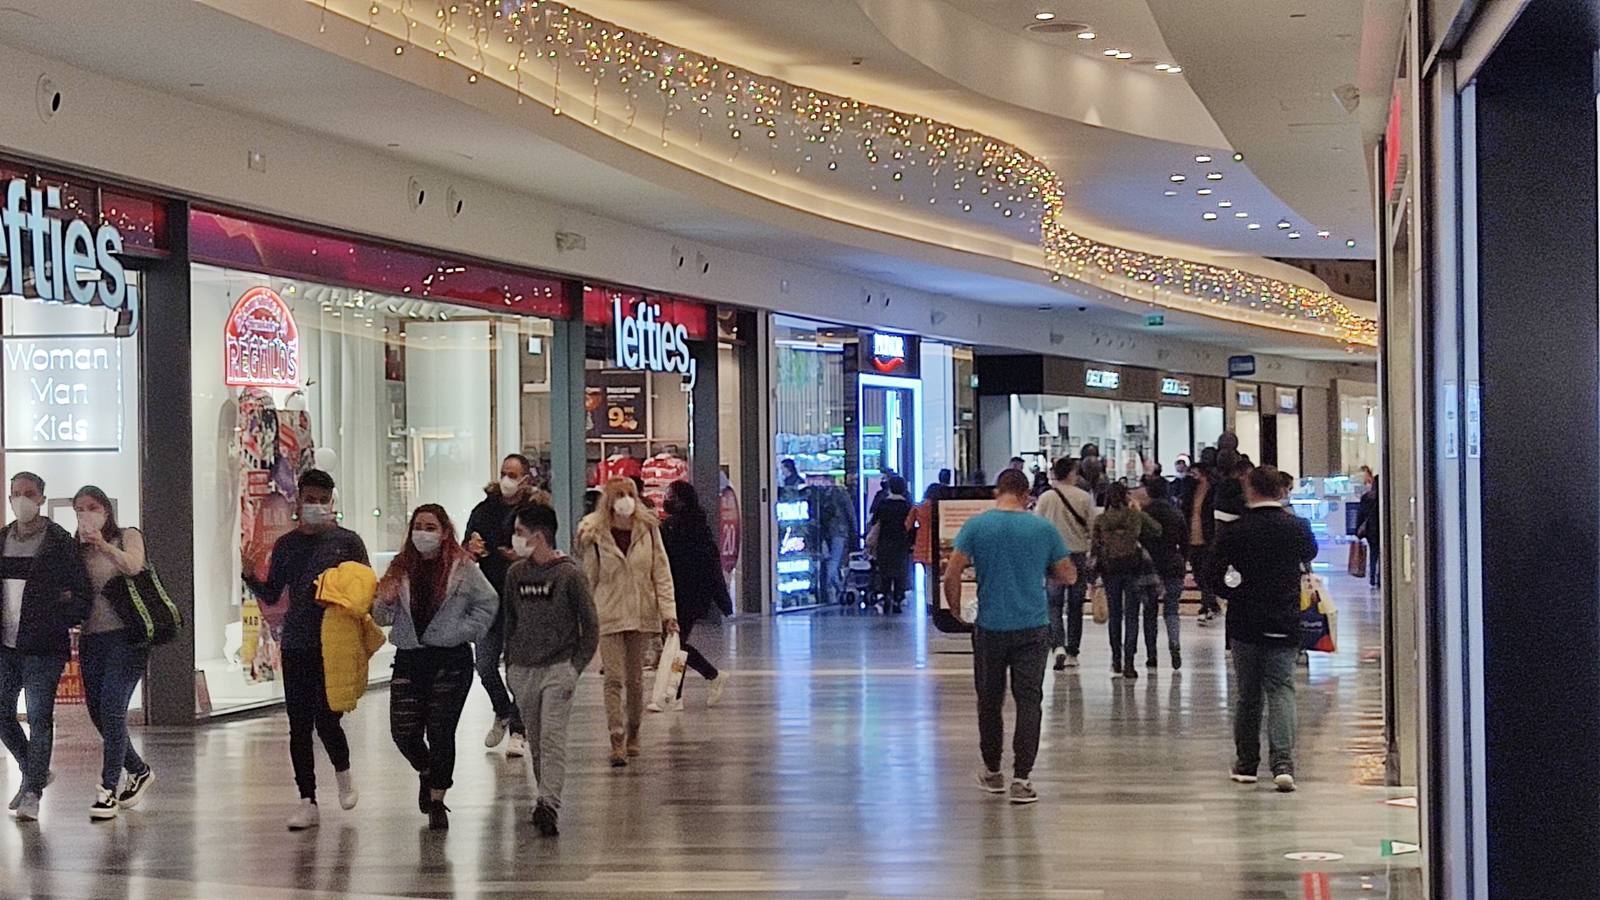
[503,503,599,836]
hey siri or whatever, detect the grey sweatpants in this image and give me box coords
[507,662,579,810]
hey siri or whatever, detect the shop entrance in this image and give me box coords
[1261,413,1280,467]
[859,379,918,527]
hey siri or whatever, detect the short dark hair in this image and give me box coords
[503,453,532,475]
[515,502,560,544]
[10,472,44,494]
[1051,456,1078,482]
[886,475,908,496]
[298,469,336,493]
[995,468,1031,498]
[1247,465,1284,498]
[1140,475,1169,500]
[1105,482,1131,510]
[1009,456,1026,466]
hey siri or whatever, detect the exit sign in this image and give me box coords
[1144,314,1165,327]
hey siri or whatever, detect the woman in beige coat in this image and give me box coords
[576,477,678,766]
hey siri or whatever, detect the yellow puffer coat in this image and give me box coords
[314,561,385,713]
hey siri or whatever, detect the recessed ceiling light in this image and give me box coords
[1166,66,1183,74]
[1232,152,1244,161]
[1316,230,1331,238]
[1218,200,1233,208]
[1202,212,1218,221]
[1115,51,1133,59]
[1163,190,1178,196]
[1288,231,1302,239]
[1277,220,1292,229]
[1196,188,1212,196]
[1235,211,1249,218]
[1103,49,1120,57]
[1155,63,1170,71]
[1247,223,1262,230]
[1169,174,1186,183]
[1035,11,1056,20]
[1077,31,1096,39]
[1194,154,1212,163]
[1346,238,1358,248]
[1205,172,1223,181]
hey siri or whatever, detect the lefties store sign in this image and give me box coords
[0,178,139,324]
[613,295,698,389]
[225,286,301,389]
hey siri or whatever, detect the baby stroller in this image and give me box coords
[843,551,876,609]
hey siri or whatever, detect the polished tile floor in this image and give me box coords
[0,567,1419,899]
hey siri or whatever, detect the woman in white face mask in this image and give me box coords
[72,485,155,820]
[576,477,679,766]
[373,504,498,831]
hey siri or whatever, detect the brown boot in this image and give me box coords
[609,734,627,767]
[625,726,641,758]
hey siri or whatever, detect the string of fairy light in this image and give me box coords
[317,0,1377,347]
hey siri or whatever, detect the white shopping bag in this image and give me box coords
[651,633,690,707]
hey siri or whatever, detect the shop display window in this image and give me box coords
[1007,395,1156,483]
[191,265,556,713]
[772,317,849,611]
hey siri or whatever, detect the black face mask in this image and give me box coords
[664,499,682,516]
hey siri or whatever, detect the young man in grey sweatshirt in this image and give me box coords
[503,502,599,837]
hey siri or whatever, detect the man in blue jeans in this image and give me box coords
[0,472,91,822]
[1032,457,1095,669]
[1205,465,1318,792]
[944,469,1076,805]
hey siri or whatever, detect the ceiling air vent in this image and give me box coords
[1025,21,1090,34]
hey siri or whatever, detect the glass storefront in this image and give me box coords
[1005,395,1155,481]
[771,316,848,611]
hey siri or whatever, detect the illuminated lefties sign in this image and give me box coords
[613,296,697,389]
[1085,368,1121,389]
[0,178,139,326]
[1160,377,1192,397]
[225,287,301,388]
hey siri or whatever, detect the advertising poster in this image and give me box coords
[585,371,647,439]
[929,487,996,632]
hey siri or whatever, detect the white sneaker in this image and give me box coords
[90,787,119,820]
[672,698,685,712]
[646,701,663,713]
[286,798,320,831]
[484,717,510,748]
[707,673,727,707]
[335,770,358,811]
[505,733,528,758]
[1274,773,1297,793]
[13,792,39,822]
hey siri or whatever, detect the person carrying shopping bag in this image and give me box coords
[576,477,678,767]
[1091,483,1162,679]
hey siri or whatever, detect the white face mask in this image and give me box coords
[612,496,637,519]
[500,476,524,497]
[300,504,334,527]
[9,496,39,524]
[410,530,442,555]
[511,534,534,559]
[77,510,106,535]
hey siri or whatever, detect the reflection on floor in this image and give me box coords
[0,568,1419,899]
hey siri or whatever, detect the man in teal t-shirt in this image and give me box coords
[943,469,1076,805]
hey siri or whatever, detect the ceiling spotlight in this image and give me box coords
[1232,151,1244,161]
[1316,230,1331,238]
[1277,220,1292,229]
[1194,154,1212,163]
[1346,238,1357,248]
[1218,200,1233,208]
[1115,51,1133,59]
[1155,63,1171,71]
[1169,174,1186,183]
[1077,31,1096,40]
[1202,212,1218,221]
[1166,66,1183,74]
[1196,188,1213,196]
[1035,11,1056,20]
[1247,223,1262,230]
[1103,49,1120,57]
[1235,211,1249,218]
[1163,190,1178,197]
[1288,231,1302,239]
[1205,172,1223,181]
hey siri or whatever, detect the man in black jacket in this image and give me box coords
[1137,476,1188,670]
[1205,465,1318,793]
[0,472,91,821]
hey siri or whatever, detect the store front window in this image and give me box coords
[772,316,848,611]
[1007,395,1155,483]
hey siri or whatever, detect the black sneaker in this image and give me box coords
[531,801,559,837]
[1053,649,1066,671]
[1230,767,1259,784]
[418,774,430,814]
[427,800,450,831]
[1123,662,1139,680]
[1171,648,1182,671]
[1110,658,1122,677]
[90,787,119,821]
[1146,656,1158,670]
[117,767,154,809]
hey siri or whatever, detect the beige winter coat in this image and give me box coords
[576,513,677,636]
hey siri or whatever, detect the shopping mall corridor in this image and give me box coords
[0,569,1418,899]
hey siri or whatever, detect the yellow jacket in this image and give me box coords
[314,561,385,713]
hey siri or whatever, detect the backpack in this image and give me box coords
[1097,513,1144,575]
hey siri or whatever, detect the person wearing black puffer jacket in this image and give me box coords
[0,472,91,822]
[656,481,732,711]
[1137,476,1189,671]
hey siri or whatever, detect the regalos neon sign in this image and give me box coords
[0,179,139,325]
[613,296,697,389]
[225,287,300,389]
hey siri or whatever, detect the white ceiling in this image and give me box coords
[0,0,1380,360]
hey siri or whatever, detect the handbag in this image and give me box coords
[107,564,184,647]
[650,632,689,707]
[1090,581,1109,625]
[1347,541,1368,577]
[1299,573,1337,653]
[864,522,881,556]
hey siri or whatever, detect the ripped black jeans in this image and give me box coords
[390,646,475,791]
